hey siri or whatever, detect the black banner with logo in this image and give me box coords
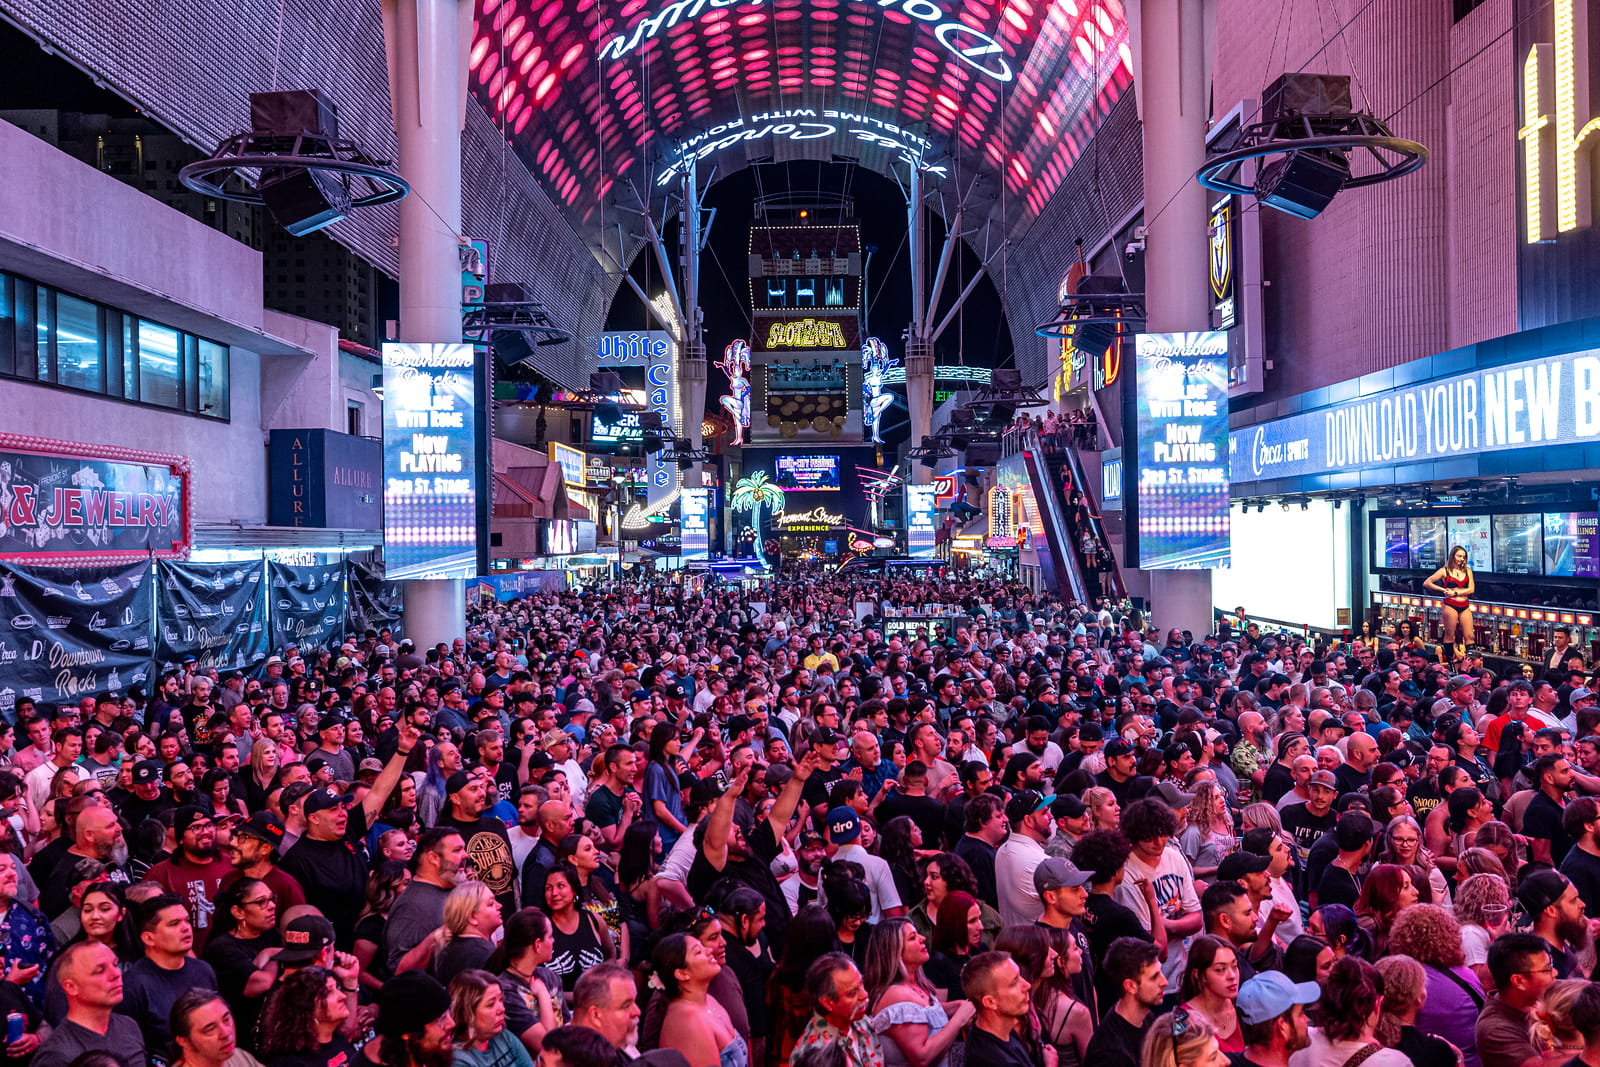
[155,561,268,673]
[268,562,346,651]
[345,561,402,638]
[0,562,154,715]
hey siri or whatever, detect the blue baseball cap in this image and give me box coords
[827,806,861,844]
[1236,971,1321,1026]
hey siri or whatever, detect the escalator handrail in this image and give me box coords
[1018,429,1091,605]
[1050,436,1126,600]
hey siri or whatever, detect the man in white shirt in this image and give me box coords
[1113,797,1203,994]
[542,729,589,805]
[994,789,1055,925]
[825,806,903,921]
[25,728,88,813]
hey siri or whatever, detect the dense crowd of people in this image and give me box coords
[2,570,1600,1067]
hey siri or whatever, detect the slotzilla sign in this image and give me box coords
[1232,348,1600,485]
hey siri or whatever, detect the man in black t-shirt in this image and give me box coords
[1072,830,1154,1009]
[1095,740,1144,806]
[872,760,944,844]
[962,952,1033,1067]
[799,727,845,810]
[1084,938,1162,1067]
[1523,754,1575,865]
[1279,771,1338,865]
[281,722,416,947]
[1559,797,1600,916]
[438,770,518,914]
[689,750,820,950]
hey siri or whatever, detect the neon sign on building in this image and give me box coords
[601,0,1017,83]
[766,319,848,349]
[1520,0,1598,242]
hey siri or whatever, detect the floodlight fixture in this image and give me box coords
[1197,74,1427,220]
[179,90,409,235]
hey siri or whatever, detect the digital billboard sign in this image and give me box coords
[1493,513,1544,575]
[1380,517,1410,569]
[1134,332,1230,569]
[382,343,486,581]
[775,455,840,490]
[682,488,712,561]
[906,485,937,558]
[1545,512,1600,577]
[1232,345,1600,486]
[1447,514,1493,571]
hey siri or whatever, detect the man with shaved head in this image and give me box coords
[33,942,145,1067]
[1231,711,1273,806]
[40,804,128,919]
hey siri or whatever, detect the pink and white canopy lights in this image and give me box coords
[470,0,1131,226]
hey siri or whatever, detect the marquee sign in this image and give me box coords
[0,435,191,565]
[1233,345,1600,486]
[765,318,849,349]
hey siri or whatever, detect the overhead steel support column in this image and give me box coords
[904,165,934,483]
[679,164,708,475]
[1138,0,1214,636]
[382,0,473,647]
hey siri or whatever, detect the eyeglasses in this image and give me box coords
[1517,965,1557,977]
[241,895,275,908]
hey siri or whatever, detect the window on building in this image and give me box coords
[136,320,182,409]
[0,270,229,419]
[53,292,103,393]
[347,401,363,437]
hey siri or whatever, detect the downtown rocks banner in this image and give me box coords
[155,561,268,673]
[346,561,402,638]
[0,562,153,717]
[268,562,346,652]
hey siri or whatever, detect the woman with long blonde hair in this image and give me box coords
[432,880,504,986]
[863,918,974,1067]
[1139,1010,1228,1067]
[1179,781,1233,881]
[1085,787,1120,831]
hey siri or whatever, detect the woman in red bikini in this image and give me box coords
[1423,545,1476,663]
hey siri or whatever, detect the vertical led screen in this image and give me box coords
[682,488,711,561]
[1134,332,1230,569]
[906,485,937,558]
[382,343,485,580]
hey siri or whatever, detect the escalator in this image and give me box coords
[1012,428,1124,604]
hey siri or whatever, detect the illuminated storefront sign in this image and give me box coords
[658,110,945,184]
[596,332,672,367]
[1520,0,1594,242]
[767,318,848,349]
[1101,449,1123,511]
[606,0,1016,83]
[382,343,486,580]
[1134,332,1230,570]
[777,506,847,528]
[1233,345,1600,485]
[906,485,938,557]
[597,331,680,508]
[682,488,712,560]
[880,365,992,384]
[548,443,587,489]
[1209,198,1237,330]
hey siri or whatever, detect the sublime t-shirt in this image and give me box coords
[443,815,518,913]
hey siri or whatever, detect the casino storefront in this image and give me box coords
[1221,319,1600,670]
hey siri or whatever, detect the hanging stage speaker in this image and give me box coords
[1254,149,1351,220]
[258,166,352,236]
[965,442,1000,466]
[249,89,339,139]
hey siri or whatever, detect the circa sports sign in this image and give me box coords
[1232,346,1600,485]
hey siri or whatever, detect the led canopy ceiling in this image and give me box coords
[470,0,1131,240]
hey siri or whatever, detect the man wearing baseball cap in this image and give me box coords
[1095,739,1143,806]
[280,720,417,948]
[995,789,1056,925]
[218,811,306,923]
[825,806,903,921]
[1235,972,1318,1067]
[145,808,234,950]
[1279,769,1339,866]
[372,972,455,1067]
